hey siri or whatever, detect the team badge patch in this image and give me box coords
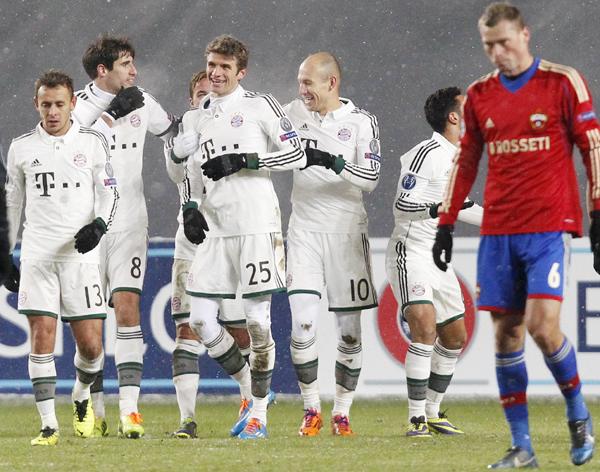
[231,113,244,128]
[18,291,27,305]
[130,114,141,128]
[529,112,547,131]
[338,128,352,141]
[105,162,114,177]
[171,296,181,312]
[401,174,417,190]
[73,154,87,167]
[369,139,380,154]
[577,110,597,123]
[411,283,426,297]
[104,178,117,187]
[280,117,293,132]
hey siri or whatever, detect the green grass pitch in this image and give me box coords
[0,397,597,471]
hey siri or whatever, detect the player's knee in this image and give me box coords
[226,326,250,348]
[528,325,560,354]
[176,323,199,341]
[78,342,103,360]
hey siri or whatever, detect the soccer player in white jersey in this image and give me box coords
[385,87,483,437]
[5,70,118,446]
[284,52,380,436]
[180,35,305,439]
[165,70,256,438]
[72,35,177,438]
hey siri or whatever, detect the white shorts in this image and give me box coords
[186,233,286,299]
[18,260,106,322]
[385,238,465,326]
[99,228,148,296]
[171,258,245,326]
[174,224,197,261]
[286,228,378,311]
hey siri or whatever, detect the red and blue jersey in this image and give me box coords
[439,57,600,236]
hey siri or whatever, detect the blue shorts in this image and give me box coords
[477,232,569,313]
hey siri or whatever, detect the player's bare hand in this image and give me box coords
[432,224,454,272]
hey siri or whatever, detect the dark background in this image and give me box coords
[1,0,598,237]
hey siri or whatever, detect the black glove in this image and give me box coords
[432,225,454,272]
[0,240,10,288]
[590,210,600,274]
[74,219,106,254]
[201,153,259,181]
[183,207,209,244]
[4,262,20,293]
[105,86,144,121]
[304,148,337,169]
[429,200,475,219]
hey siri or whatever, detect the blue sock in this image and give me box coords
[544,337,588,422]
[496,350,532,452]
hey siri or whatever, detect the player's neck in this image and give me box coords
[318,98,342,117]
[92,80,116,99]
[505,54,535,78]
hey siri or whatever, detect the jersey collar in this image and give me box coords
[88,81,114,107]
[36,120,80,144]
[499,57,540,93]
[311,97,355,122]
[432,131,456,153]
[206,84,245,112]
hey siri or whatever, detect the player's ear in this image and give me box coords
[329,75,338,91]
[448,111,459,125]
[33,96,39,111]
[236,68,247,81]
[70,93,77,111]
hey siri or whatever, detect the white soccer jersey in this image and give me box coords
[73,82,175,232]
[183,85,306,237]
[392,132,482,247]
[285,98,380,233]
[6,121,118,263]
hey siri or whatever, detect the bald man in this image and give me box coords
[284,52,381,436]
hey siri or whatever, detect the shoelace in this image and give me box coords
[129,412,143,424]
[239,399,250,414]
[571,421,587,447]
[303,409,319,426]
[334,416,350,429]
[245,418,261,433]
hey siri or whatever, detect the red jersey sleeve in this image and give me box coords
[563,70,600,212]
[438,87,484,225]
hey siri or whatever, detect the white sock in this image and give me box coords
[250,395,269,424]
[73,350,104,403]
[405,342,433,422]
[115,326,144,416]
[29,353,58,430]
[333,384,354,417]
[173,338,201,422]
[425,340,462,418]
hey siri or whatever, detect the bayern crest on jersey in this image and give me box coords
[73,153,87,167]
[338,128,352,141]
[529,112,548,131]
[130,114,141,128]
[231,113,244,128]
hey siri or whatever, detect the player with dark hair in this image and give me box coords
[434,2,597,467]
[73,34,177,439]
[6,69,118,445]
[179,34,305,439]
[386,87,482,438]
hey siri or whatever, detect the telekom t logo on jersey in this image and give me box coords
[34,172,55,197]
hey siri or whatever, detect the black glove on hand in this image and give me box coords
[74,219,106,254]
[201,153,258,181]
[183,207,209,244]
[429,200,475,219]
[105,86,144,121]
[4,262,20,293]
[590,210,600,274]
[304,148,337,169]
[432,224,454,272]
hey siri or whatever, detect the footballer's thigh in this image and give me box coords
[433,267,466,327]
[239,232,286,299]
[286,227,325,298]
[324,232,377,312]
[102,228,148,298]
[219,287,246,328]
[58,262,108,322]
[186,237,239,299]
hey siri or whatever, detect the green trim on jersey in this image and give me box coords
[182,201,198,212]
[242,287,287,299]
[172,312,190,320]
[401,300,434,313]
[288,289,322,298]
[111,287,142,295]
[186,290,236,299]
[330,302,378,312]
[62,313,107,322]
[19,309,58,319]
[437,313,465,327]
